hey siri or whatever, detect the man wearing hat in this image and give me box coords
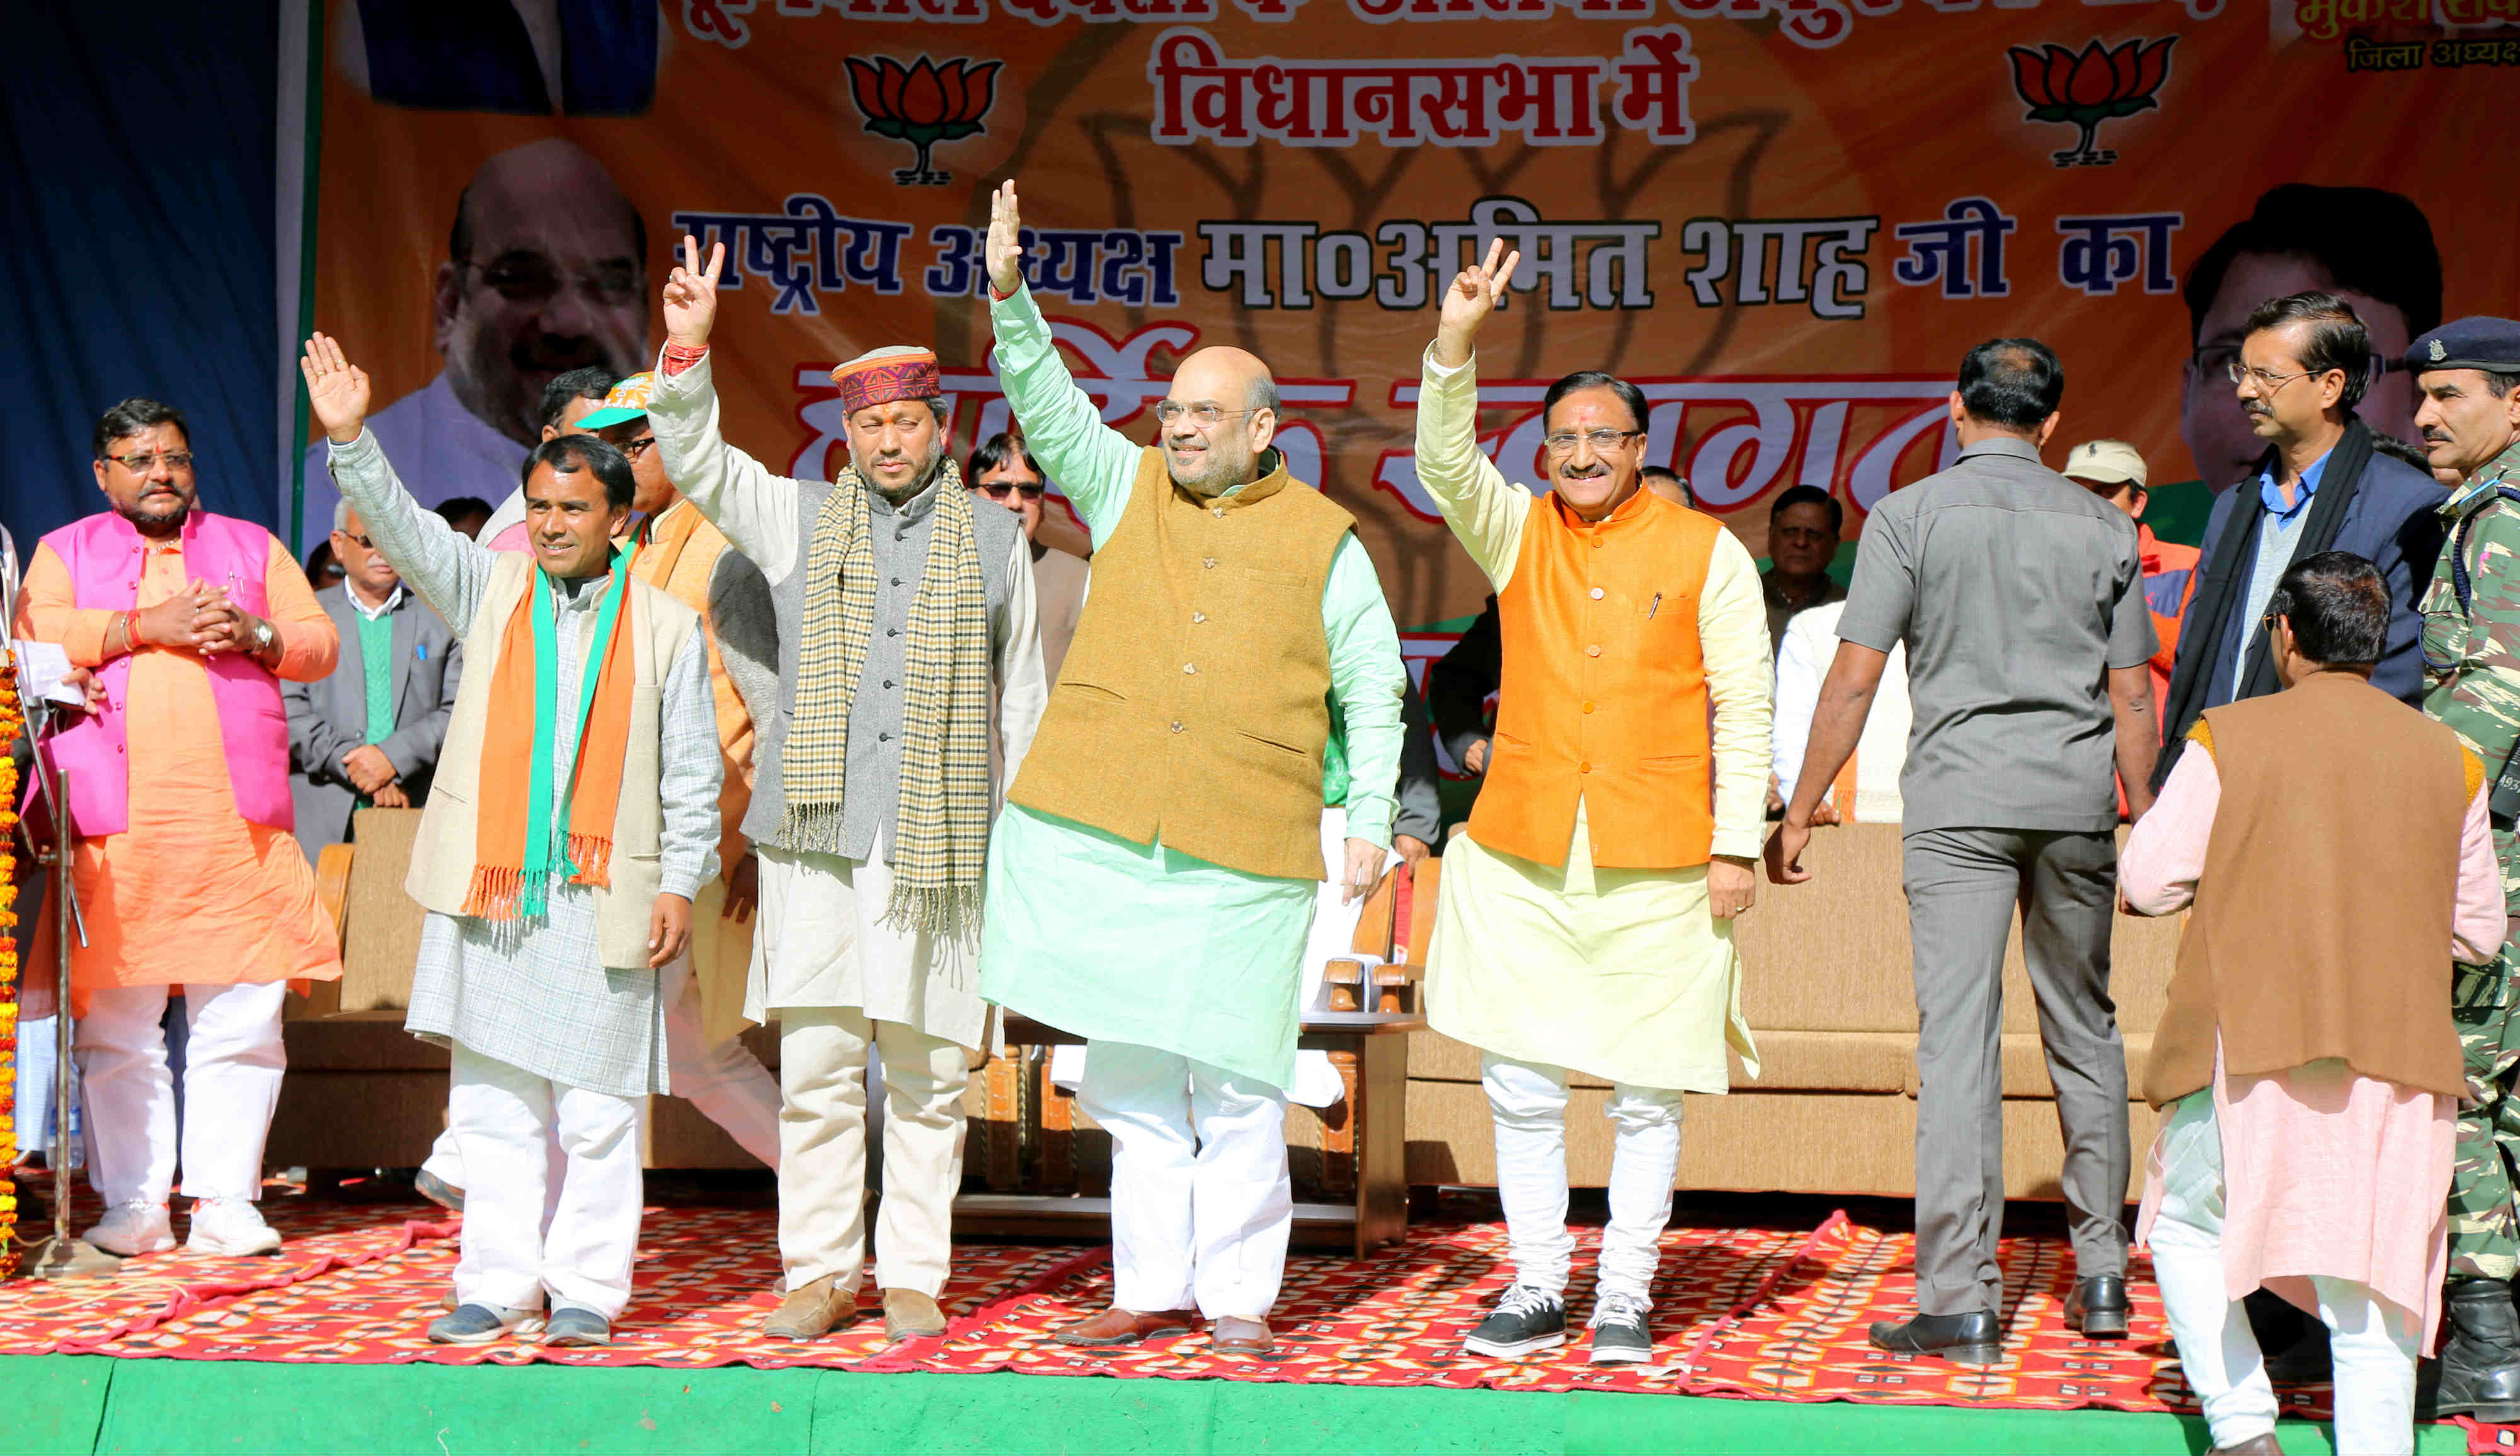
[2412,316,2520,1419]
[648,238,1049,1343]
[2066,440,2197,714]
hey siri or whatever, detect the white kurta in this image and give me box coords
[1413,348,1773,1093]
[1772,599,1911,825]
[648,355,1048,1053]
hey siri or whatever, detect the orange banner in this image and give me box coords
[304,0,2520,629]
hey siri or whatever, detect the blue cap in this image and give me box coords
[2405,316,2520,376]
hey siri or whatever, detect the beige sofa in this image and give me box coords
[271,812,2180,1212]
[1400,821,2180,1197]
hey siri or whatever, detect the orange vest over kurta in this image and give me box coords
[1467,487,1718,871]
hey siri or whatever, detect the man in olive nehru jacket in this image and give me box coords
[976,180,1407,1361]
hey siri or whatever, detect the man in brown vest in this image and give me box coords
[975,181,1407,1359]
[2123,551,2500,1454]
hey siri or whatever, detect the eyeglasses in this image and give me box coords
[1154,401,1260,428]
[974,480,1045,500]
[1544,429,1644,455]
[617,436,657,460]
[107,451,194,473]
[461,255,642,307]
[337,532,375,549]
[2225,360,2328,391]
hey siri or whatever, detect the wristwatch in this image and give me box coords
[251,619,277,656]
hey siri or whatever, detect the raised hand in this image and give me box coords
[985,180,1027,299]
[664,234,725,349]
[299,333,372,445]
[1431,238,1521,368]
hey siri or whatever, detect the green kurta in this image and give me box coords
[977,284,1406,1090]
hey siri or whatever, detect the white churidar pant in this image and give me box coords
[77,980,287,1205]
[2147,1091,2419,1455]
[1483,1053,1684,1303]
[420,954,782,1192]
[1078,1039,1293,1321]
[448,1043,645,1319]
[777,1006,968,1297]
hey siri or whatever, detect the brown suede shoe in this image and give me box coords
[762,1274,857,1340]
[1211,1316,1276,1358]
[883,1288,949,1343]
[1051,1305,1200,1346]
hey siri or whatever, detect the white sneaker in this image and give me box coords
[186,1198,283,1256]
[82,1200,175,1257]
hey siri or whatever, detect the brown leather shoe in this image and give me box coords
[883,1288,949,1343]
[1211,1316,1276,1358]
[1052,1305,1200,1346]
[2207,1435,2282,1456]
[762,1274,857,1340]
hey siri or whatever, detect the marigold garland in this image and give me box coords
[0,651,23,1276]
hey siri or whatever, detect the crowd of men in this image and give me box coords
[13,172,2520,1452]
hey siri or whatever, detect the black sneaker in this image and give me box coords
[1586,1291,1652,1365]
[1463,1283,1567,1358]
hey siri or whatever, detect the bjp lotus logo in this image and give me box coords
[847,55,1002,186]
[2008,37,2177,168]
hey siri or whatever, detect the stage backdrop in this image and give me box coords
[300,0,2520,661]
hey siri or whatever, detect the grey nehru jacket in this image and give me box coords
[760,471,1022,859]
[1834,435,2156,835]
[644,356,1037,864]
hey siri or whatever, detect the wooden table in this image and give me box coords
[953,1011,1424,1261]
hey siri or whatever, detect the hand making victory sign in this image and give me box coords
[1431,238,1522,370]
[663,235,726,350]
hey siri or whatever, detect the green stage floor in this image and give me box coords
[1,1355,2471,1456]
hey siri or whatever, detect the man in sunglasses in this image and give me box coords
[283,500,465,856]
[968,433,1089,685]
[2156,291,2448,790]
[975,180,1405,1360]
[1411,242,1771,1368]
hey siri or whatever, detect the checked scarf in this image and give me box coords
[782,458,994,936]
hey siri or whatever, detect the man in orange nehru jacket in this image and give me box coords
[1411,244,1773,1367]
[16,398,346,1259]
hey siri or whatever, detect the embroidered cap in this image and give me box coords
[2061,438,2147,489]
[575,372,656,431]
[2403,317,2520,377]
[831,346,942,414]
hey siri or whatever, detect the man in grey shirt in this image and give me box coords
[1768,338,2162,1365]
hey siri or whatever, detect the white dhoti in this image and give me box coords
[752,836,976,1296]
[449,1043,646,1319]
[77,980,287,1206]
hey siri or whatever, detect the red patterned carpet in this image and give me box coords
[3,1187,2504,1444]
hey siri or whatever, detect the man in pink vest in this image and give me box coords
[14,398,345,1259]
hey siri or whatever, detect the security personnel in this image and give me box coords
[2414,316,2520,1421]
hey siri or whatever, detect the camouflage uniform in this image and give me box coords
[2422,437,2520,1283]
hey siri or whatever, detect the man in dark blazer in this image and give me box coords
[284,501,462,857]
[2157,291,2446,786]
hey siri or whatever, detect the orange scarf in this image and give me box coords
[463,559,639,919]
